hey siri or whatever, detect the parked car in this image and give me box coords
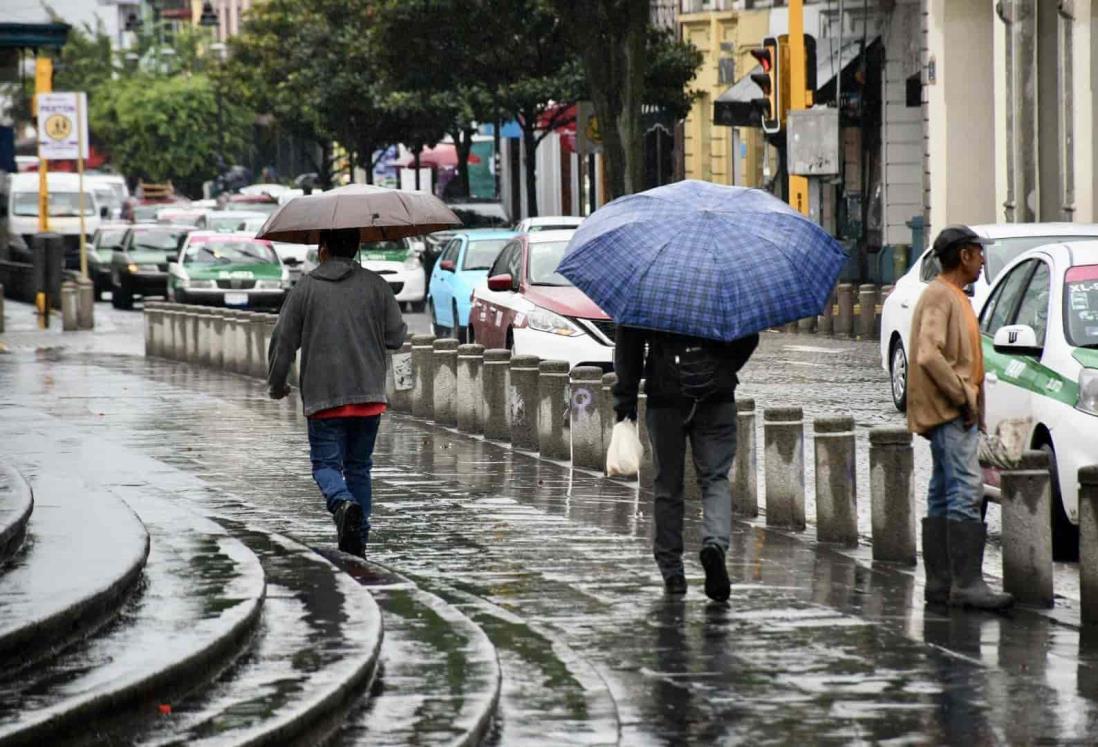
[513,215,584,233]
[225,193,280,216]
[359,238,426,312]
[168,231,289,309]
[428,229,516,341]
[979,240,1098,560]
[2,171,102,269]
[196,210,268,233]
[88,223,130,299]
[109,224,195,309]
[470,230,614,369]
[881,223,1098,411]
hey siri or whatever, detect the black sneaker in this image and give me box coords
[700,544,730,602]
[664,574,687,595]
[334,500,364,557]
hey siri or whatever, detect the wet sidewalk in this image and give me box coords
[3,329,1098,742]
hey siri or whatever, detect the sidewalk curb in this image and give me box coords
[0,461,33,565]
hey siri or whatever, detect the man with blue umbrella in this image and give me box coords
[558,180,846,602]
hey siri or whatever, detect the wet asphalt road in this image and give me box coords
[2,300,1096,743]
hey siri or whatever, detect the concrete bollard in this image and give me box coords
[600,372,617,467]
[537,360,571,460]
[390,341,414,414]
[570,366,604,471]
[233,311,251,373]
[144,305,160,358]
[1001,451,1054,607]
[857,284,880,340]
[61,281,79,331]
[190,309,205,364]
[219,311,237,371]
[869,426,916,565]
[763,407,806,529]
[1080,466,1098,625]
[76,277,94,330]
[210,311,227,370]
[411,334,436,420]
[196,310,212,367]
[731,397,758,517]
[248,313,268,378]
[172,307,188,361]
[835,283,855,338]
[482,349,511,441]
[160,307,177,361]
[456,343,484,431]
[797,316,817,334]
[817,289,835,336]
[814,416,858,545]
[432,338,460,426]
[509,355,541,450]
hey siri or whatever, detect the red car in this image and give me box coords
[470,230,614,370]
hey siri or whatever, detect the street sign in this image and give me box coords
[787,108,840,176]
[36,92,88,160]
[576,101,603,155]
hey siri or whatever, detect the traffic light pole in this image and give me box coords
[788,0,810,216]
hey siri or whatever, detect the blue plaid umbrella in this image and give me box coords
[556,180,847,342]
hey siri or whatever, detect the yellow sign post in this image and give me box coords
[76,95,88,281]
[787,0,810,216]
[34,55,52,328]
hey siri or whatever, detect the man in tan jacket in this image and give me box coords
[908,225,1012,611]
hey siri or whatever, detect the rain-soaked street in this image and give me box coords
[2,302,1098,743]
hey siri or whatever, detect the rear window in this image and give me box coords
[462,239,509,270]
[1064,265,1098,348]
[133,229,189,253]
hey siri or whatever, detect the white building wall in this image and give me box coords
[882,0,922,246]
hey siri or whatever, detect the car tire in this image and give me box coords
[1040,443,1079,562]
[452,302,467,343]
[889,339,908,413]
[113,278,134,310]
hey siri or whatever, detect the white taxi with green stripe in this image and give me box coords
[980,241,1098,559]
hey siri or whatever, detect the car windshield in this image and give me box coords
[96,228,127,249]
[133,229,189,253]
[12,191,96,217]
[984,236,1098,279]
[230,201,279,216]
[208,214,255,232]
[185,240,277,265]
[527,241,573,286]
[132,205,162,221]
[94,188,121,209]
[1064,265,1098,348]
[239,217,266,234]
[462,239,509,270]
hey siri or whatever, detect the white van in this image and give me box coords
[2,172,102,268]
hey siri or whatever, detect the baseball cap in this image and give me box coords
[932,225,992,256]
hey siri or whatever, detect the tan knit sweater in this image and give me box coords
[906,278,985,436]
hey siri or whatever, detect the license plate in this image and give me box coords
[224,292,249,306]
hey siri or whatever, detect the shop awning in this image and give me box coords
[713,37,871,127]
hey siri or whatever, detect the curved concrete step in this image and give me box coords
[0,491,265,747]
[128,522,382,747]
[0,470,149,671]
[0,462,33,566]
[324,557,501,747]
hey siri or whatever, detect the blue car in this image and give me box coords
[428,228,516,342]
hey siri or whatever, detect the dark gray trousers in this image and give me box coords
[646,400,738,579]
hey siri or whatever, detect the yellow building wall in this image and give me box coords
[679,9,771,188]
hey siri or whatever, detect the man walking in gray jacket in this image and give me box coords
[268,227,407,556]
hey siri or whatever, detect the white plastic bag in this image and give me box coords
[978,417,1032,469]
[606,420,643,477]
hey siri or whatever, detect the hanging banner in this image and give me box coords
[37,92,88,160]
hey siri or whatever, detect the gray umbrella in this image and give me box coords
[255,184,462,243]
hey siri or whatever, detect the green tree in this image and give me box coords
[93,74,250,196]
[646,27,704,121]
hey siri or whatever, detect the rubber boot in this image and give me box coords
[947,520,1013,611]
[921,517,950,605]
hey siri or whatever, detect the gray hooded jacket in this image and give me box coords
[267,257,407,416]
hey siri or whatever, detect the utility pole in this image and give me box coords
[787,0,809,216]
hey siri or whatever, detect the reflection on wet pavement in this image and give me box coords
[2,344,1098,743]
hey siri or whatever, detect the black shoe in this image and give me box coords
[947,521,1013,611]
[700,544,731,602]
[922,517,950,605]
[664,574,687,595]
[334,500,364,557]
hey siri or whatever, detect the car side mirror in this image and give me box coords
[993,324,1042,357]
[487,273,514,292]
[440,259,455,271]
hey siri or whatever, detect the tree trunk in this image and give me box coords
[620,2,648,196]
[521,119,539,218]
[452,128,474,199]
[493,115,502,200]
[360,140,375,184]
[413,147,422,191]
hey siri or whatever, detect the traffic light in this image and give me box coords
[749,37,781,134]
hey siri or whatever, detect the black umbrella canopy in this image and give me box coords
[256,184,462,243]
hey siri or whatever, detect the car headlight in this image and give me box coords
[1078,369,1098,416]
[127,263,139,273]
[527,307,582,337]
[256,279,282,290]
[189,279,215,289]
[403,254,422,270]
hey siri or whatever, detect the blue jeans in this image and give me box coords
[926,417,982,522]
[307,416,380,544]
